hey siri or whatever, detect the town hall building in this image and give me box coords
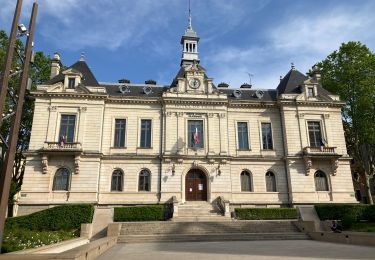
[17,14,356,216]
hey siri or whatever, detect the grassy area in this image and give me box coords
[348,222,375,232]
[2,228,78,253]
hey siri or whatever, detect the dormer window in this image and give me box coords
[307,87,314,97]
[68,78,76,89]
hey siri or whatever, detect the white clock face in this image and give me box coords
[189,78,200,89]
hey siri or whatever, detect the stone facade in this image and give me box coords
[17,20,356,215]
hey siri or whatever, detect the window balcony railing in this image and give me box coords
[303,146,336,155]
[44,142,82,150]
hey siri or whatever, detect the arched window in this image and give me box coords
[53,168,71,191]
[111,169,123,191]
[240,171,252,192]
[315,170,329,191]
[139,169,151,191]
[266,171,276,192]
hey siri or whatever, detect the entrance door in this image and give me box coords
[185,169,207,201]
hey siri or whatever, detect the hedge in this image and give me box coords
[114,205,166,222]
[235,208,298,220]
[6,204,94,231]
[314,204,375,221]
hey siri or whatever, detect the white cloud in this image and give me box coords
[205,3,375,89]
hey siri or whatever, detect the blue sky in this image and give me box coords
[1,0,375,89]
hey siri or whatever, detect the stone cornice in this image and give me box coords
[278,100,345,108]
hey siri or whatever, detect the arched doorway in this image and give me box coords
[185,169,207,201]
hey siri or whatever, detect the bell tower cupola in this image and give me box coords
[181,1,199,67]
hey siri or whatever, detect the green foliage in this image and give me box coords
[314,204,375,221]
[317,41,375,204]
[1,228,77,253]
[0,30,52,215]
[349,222,375,232]
[363,205,375,222]
[234,208,298,220]
[114,205,166,222]
[5,204,94,231]
[342,213,356,229]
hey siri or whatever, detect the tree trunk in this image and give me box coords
[365,175,374,204]
[7,204,13,218]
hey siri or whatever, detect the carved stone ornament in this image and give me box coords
[177,158,184,164]
[220,113,226,118]
[324,114,330,119]
[41,155,48,174]
[304,157,312,176]
[79,107,87,112]
[193,160,199,167]
[74,156,80,174]
[48,106,57,111]
[208,158,215,164]
[332,158,339,176]
[298,113,305,118]
[207,113,215,118]
[165,112,173,117]
[177,112,184,117]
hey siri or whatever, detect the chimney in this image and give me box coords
[50,52,61,79]
[312,64,321,82]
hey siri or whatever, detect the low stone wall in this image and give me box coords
[0,236,117,260]
[308,231,375,247]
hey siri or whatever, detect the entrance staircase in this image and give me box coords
[174,201,229,221]
[116,202,309,243]
[117,220,309,243]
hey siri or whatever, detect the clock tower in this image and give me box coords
[181,5,199,67]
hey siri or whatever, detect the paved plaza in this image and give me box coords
[98,240,375,260]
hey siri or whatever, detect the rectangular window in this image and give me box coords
[59,115,76,143]
[308,121,322,147]
[68,78,75,89]
[140,119,152,148]
[114,119,126,147]
[237,122,249,150]
[307,87,314,97]
[188,120,204,148]
[261,123,273,150]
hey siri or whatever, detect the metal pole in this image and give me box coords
[0,0,23,128]
[0,2,38,250]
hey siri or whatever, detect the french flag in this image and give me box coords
[193,127,199,145]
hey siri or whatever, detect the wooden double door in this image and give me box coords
[185,169,207,201]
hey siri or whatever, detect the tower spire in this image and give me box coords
[188,0,192,29]
[180,0,200,67]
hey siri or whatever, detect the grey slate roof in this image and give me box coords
[277,69,308,94]
[101,84,168,98]
[45,60,99,86]
[220,88,278,101]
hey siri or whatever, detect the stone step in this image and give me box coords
[117,232,310,243]
[172,216,229,222]
[119,221,300,235]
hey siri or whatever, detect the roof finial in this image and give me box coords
[80,52,85,61]
[188,0,192,29]
[291,62,295,70]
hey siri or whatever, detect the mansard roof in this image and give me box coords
[220,88,277,102]
[46,60,99,86]
[277,69,308,94]
[101,83,168,98]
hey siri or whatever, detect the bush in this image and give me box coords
[363,205,375,222]
[342,213,356,229]
[1,228,77,253]
[235,208,298,220]
[6,204,94,231]
[114,205,166,222]
[314,204,371,221]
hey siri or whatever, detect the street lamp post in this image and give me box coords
[0,0,38,250]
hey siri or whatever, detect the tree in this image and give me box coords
[0,30,51,216]
[317,41,375,204]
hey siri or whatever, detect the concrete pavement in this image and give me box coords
[97,240,375,260]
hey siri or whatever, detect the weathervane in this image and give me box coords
[247,72,254,85]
